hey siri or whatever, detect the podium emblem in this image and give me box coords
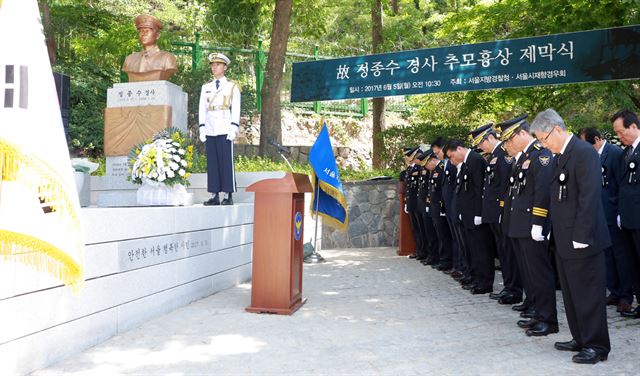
[294,211,303,241]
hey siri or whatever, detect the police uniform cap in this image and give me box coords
[496,114,529,142]
[208,52,231,65]
[469,123,495,148]
[135,14,163,31]
[403,146,419,157]
[417,149,434,161]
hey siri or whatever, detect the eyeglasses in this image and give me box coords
[540,128,556,144]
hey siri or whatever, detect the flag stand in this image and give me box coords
[304,177,325,264]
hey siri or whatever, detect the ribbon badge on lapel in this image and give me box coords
[558,170,568,202]
[509,175,516,196]
[517,170,526,195]
[629,160,637,185]
[601,165,608,187]
[486,164,494,185]
[463,172,469,191]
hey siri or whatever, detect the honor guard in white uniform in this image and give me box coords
[198,52,241,205]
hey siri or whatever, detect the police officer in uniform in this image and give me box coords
[427,150,453,271]
[403,147,427,260]
[612,109,640,318]
[445,140,495,294]
[579,127,633,314]
[500,115,558,336]
[417,150,440,265]
[531,109,610,364]
[471,123,523,305]
[199,53,241,206]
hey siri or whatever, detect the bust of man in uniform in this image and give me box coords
[122,14,177,82]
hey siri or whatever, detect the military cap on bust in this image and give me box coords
[135,14,163,30]
[208,52,231,65]
[469,123,495,148]
[496,114,529,142]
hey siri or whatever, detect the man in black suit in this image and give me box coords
[531,109,611,364]
[416,150,440,266]
[612,109,640,319]
[499,115,558,337]
[432,137,465,280]
[579,127,633,314]
[445,139,495,294]
[427,151,453,272]
[471,123,523,305]
[401,147,424,260]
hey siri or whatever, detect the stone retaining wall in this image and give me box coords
[322,180,400,249]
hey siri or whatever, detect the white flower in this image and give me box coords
[172,142,180,147]
[169,162,180,171]
[173,155,181,162]
[151,172,158,179]
[158,174,166,182]
[178,149,185,155]
[178,169,185,176]
[181,160,187,167]
[167,170,175,178]
[169,148,177,153]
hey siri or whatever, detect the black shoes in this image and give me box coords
[512,303,530,312]
[517,318,538,329]
[621,306,640,318]
[489,289,507,300]
[525,321,559,337]
[572,348,608,364]
[520,308,536,319]
[498,294,522,305]
[471,287,492,295]
[221,197,233,205]
[554,339,581,352]
[203,195,220,206]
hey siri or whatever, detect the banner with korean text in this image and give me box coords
[291,25,640,102]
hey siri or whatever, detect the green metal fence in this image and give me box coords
[167,34,408,117]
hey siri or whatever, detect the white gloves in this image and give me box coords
[474,216,482,226]
[617,215,621,229]
[404,204,408,214]
[226,126,240,142]
[531,225,545,242]
[199,129,207,143]
[573,241,589,249]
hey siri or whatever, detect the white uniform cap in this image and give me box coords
[208,52,230,65]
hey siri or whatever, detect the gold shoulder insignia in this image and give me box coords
[533,142,542,150]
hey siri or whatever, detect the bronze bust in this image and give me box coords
[122,15,177,82]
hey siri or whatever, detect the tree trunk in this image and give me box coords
[38,0,56,66]
[371,0,385,169]
[258,0,293,159]
[391,0,399,15]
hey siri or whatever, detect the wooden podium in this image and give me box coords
[397,181,416,256]
[245,172,313,315]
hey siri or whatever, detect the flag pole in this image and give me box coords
[304,175,325,264]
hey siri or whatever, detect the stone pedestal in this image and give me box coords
[104,80,188,178]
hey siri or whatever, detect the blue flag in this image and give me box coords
[308,122,348,231]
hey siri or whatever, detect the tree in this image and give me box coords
[258,0,293,158]
[371,0,385,168]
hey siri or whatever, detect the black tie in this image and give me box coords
[555,153,562,167]
[215,80,220,90]
[625,146,633,162]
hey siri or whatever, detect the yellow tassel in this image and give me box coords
[0,138,84,291]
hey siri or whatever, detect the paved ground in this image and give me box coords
[34,248,639,375]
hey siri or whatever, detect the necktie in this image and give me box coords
[625,146,633,163]
[215,80,220,90]
[555,153,562,167]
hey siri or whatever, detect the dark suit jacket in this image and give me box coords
[441,159,457,218]
[482,143,512,223]
[456,150,487,229]
[501,153,524,235]
[619,143,640,229]
[508,141,553,238]
[600,142,624,226]
[429,161,446,218]
[550,136,611,259]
